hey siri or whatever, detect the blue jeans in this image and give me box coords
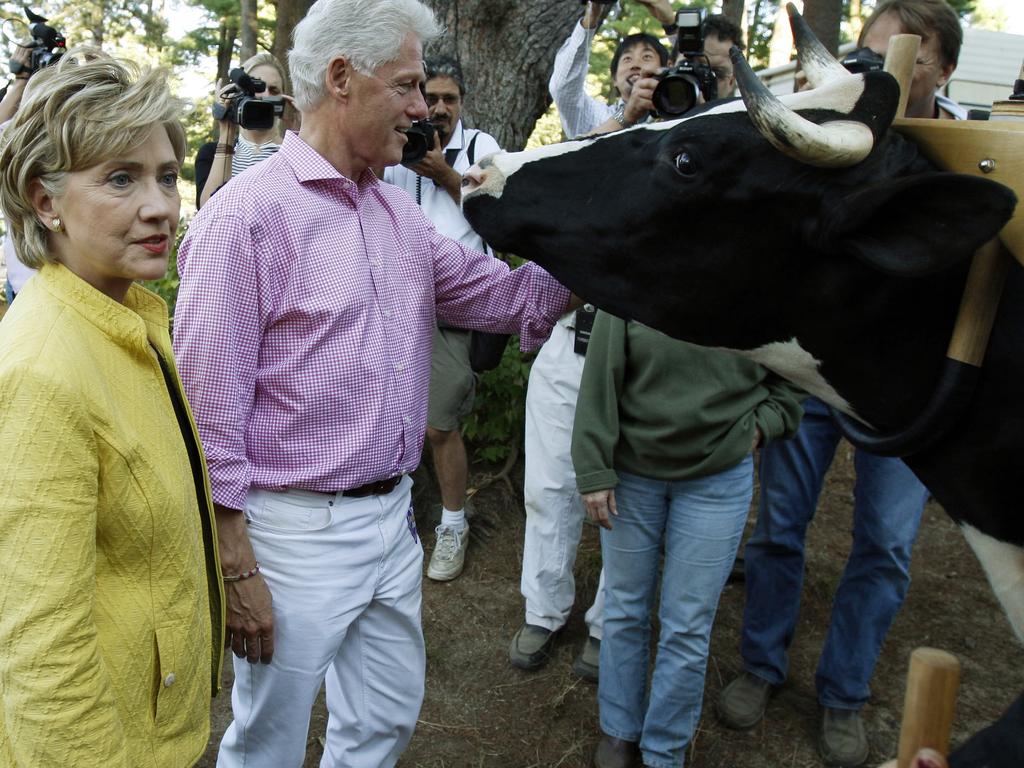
[599,460,752,768]
[741,397,928,709]
[4,280,14,306]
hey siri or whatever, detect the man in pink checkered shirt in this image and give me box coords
[172,0,571,764]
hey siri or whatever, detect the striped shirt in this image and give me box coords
[173,132,568,510]
[231,134,280,176]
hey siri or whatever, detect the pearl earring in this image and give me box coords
[50,217,62,232]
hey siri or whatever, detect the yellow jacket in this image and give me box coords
[0,264,224,767]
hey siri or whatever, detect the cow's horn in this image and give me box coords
[787,2,850,88]
[730,45,874,168]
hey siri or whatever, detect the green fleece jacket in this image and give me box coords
[572,313,805,494]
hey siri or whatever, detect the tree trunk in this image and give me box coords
[803,0,843,57]
[217,20,238,85]
[272,0,315,69]
[421,0,586,151]
[239,0,258,61]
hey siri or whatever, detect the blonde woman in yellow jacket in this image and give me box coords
[0,53,224,766]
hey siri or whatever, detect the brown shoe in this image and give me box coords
[593,734,641,768]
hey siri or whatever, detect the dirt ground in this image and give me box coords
[197,444,1024,768]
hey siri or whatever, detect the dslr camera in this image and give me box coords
[402,118,445,164]
[839,47,885,74]
[212,67,284,131]
[8,9,65,77]
[651,7,718,118]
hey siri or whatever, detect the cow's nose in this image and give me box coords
[462,164,487,194]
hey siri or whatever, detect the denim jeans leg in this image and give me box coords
[742,398,839,685]
[641,458,753,768]
[815,449,927,708]
[598,472,667,743]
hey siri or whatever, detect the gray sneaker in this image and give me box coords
[509,623,558,670]
[819,707,869,768]
[716,671,774,729]
[426,524,468,581]
[571,635,599,683]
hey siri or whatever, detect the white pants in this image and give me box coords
[217,477,425,768]
[522,320,605,637]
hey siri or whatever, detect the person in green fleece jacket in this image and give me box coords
[572,311,804,768]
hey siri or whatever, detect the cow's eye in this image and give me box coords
[674,152,697,176]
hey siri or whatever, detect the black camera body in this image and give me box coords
[402,118,446,164]
[651,7,718,118]
[9,9,65,77]
[840,47,885,75]
[212,67,283,131]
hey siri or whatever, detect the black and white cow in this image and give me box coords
[462,8,1022,766]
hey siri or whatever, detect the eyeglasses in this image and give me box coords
[426,94,460,106]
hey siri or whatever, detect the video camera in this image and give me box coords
[839,47,885,75]
[211,67,284,131]
[402,118,445,164]
[7,9,65,77]
[651,7,718,118]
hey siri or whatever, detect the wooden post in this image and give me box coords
[884,34,921,119]
[947,239,1012,366]
[896,648,961,768]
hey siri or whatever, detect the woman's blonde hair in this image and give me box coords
[0,48,186,269]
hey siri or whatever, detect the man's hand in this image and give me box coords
[582,489,618,530]
[634,0,677,26]
[215,504,275,664]
[407,132,461,202]
[878,748,947,768]
[623,73,659,125]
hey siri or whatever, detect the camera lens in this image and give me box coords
[653,75,698,118]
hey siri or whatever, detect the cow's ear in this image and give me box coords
[820,173,1016,276]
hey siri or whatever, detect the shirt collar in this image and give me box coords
[36,262,170,351]
[279,131,377,189]
[442,120,466,152]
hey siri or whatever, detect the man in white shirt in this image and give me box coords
[509,2,672,684]
[383,56,501,583]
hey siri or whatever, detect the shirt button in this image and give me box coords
[395,363,405,372]
[383,311,392,319]
[164,672,176,688]
[403,416,412,425]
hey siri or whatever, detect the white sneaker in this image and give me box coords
[427,524,469,581]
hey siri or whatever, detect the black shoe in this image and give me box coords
[819,706,869,767]
[716,671,774,729]
[508,623,558,670]
[593,734,640,768]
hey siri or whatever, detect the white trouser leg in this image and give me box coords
[217,478,424,768]
[521,322,603,636]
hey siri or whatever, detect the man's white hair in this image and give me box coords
[289,0,441,111]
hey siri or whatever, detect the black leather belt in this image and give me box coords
[341,475,403,498]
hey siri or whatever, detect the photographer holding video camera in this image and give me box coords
[195,52,291,208]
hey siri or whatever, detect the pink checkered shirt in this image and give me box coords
[173,132,568,510]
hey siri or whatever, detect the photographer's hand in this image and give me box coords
[198,80,240,208]
[634,0,677,26]
[0,44,33,124]
[407,132,462,203]
[623,73,658,125]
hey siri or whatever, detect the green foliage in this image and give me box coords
[461,252,533,463]
[462,338,534,463]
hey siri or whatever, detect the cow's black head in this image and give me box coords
[461,32,1015,359]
